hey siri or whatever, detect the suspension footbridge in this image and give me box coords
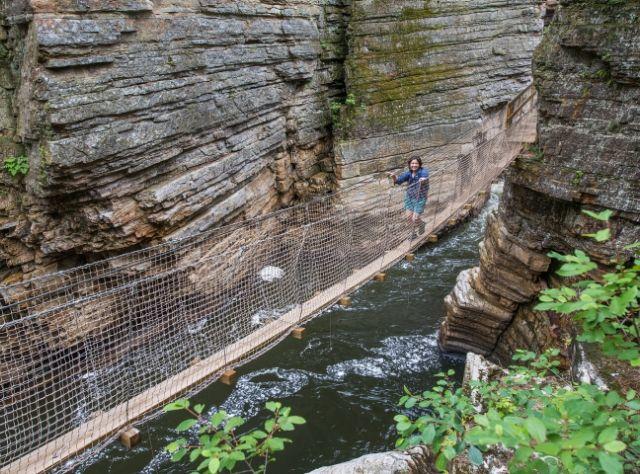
[0,86,536,473]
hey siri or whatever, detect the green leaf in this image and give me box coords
[194,404,205,414]
[288,415,306,425]
[443,446,456,460]
[626,389,637,401]
[421,425,436,444]
[280,421,295,431]
[435,452,448,471]
[164,399,190,412]
[468,446,483,466]
[171,448,188,462]
[556,261,597,277]
[166,438,187,453]
[603,440,626,453]
[524,417,546,443]
[605,391,623,407]
[514,446,534,462]
[598,427,618,445]
[598,452,623,474]
[210,411,227,427]
[610,286,638,316]
[583,228,611,242]
[559,450,574,471]
[265,401,281,412]
[266,437,285,451]
[224,416,244,432]
[536,442,560,455]
[208,458,220,473]
[190,448,202,463]
[229,451,246,461]
[176,419,198,433]
[396,421,412,432]
[582,209,613,221]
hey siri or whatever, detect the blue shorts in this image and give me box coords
[404,195,427,214]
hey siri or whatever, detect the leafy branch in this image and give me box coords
[3,155,29,177]
[394,350,640,473]
[535,209,640,366]
[164,400,305,473]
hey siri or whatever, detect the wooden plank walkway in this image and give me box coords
[2,99,537,474]
[0,227,420,474]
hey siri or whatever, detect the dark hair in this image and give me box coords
[407,156,422,168]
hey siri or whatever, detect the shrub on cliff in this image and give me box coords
[535,209,640,368]
[394,349,640,473]
[163,399,304,473]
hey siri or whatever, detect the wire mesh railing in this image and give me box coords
[0,85,536,473]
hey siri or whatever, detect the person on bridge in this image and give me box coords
[388,156,430,226]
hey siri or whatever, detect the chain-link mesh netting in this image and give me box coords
[0,86,536,473]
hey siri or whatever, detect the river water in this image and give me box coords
[79,184,501,474]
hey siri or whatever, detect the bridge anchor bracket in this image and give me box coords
[220,369,237,386]
[291,327,305,339]
[120,427,141,450]
[338,296,351,307]
[373,272,386,282]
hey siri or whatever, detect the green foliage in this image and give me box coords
[526,144,544,161]
[395,369,478,470]
[344,93,357,106]
[329,93,360,137]
[535,209,640,367]
[394,350,640,473]
[3,155,29,177]
[582,209,613,221]
[164,400,305,473]
[572,170,584,187]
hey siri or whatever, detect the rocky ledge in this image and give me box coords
[440,0,640,362]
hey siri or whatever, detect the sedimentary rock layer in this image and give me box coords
[440,0,640,361]
[0,0,542,284]
[335,0,542,186]
[0,0,350,282]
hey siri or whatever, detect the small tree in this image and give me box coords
[164,400,305,473]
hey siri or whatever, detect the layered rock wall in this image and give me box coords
[335,0,542,189]
[0,0,350,282]
[0,0,542,284]
[440,0,640,363]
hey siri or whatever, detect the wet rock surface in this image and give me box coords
[440,0,640,361]
[308,446,437,474]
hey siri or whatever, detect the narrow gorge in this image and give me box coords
[1,0,639,473]
[1,0,541,284]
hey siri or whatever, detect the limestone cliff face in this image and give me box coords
[440,0,640,363]
[335,0,542,187]
[0,0,351,281]
[0,0,541,284]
